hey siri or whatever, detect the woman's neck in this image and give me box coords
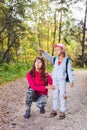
[35,69,41,72]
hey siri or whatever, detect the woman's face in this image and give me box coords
[35,59,43,71]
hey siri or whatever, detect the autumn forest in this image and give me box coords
[0,0,87,84]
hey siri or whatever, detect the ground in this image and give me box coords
[0,70,87,130]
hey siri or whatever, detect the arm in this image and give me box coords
[46,73,55,90]
[67,60,74,87]
[47,73,53,85]
[39,47,54,63]
[43,52,53,63]
[26,72,47,92]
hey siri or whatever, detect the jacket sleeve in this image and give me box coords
[67,60,74,83]
[26,72,47,92]
[47,73,53,85]
[43,52,54,64]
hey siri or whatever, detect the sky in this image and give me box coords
[71,1,86,21]
[50,0,86,22]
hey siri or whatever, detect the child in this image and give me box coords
[39,43,74,119]
[24,56,54,118]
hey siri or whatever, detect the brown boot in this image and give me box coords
[50,110,57,117]
[59,112,65,119]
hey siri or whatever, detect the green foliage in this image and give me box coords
[46,62,53,72]
[74,68,87,70]
[0,0,86,85]
[0,62,31,84]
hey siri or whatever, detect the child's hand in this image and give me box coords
[46,85,55,90]
[70,82,74,88]
[38,47,44,53]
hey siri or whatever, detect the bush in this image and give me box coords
[0,62,30,84]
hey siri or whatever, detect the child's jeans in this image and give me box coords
[26,88,47,109]
[53,80,66,112]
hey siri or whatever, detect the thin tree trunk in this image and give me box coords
[58,10,62,43]
[81,1,87,68]
[47,25,49,53]
[52,11,57,56]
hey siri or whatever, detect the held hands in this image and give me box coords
[46,85,55,90]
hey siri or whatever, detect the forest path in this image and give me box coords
[0,70,87,130]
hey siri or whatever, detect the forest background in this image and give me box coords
[0,0,87,84]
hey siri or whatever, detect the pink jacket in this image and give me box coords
[26,70,52,96]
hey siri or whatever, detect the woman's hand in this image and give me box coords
[46,85,55,90]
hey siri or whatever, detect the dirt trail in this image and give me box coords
[0,70,87,130]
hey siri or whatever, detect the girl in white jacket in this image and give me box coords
[39,43,74,119]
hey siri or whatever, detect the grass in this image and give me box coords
[74,68,87,70]
[0,62,31,85]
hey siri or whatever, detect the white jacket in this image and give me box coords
[43,52,74,83]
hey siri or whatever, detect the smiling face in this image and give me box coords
[54,46,63,56]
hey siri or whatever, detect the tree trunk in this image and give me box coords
[58,10,62,43]
[52,11,57,56]
[81,1,87,68]
[47,24,49,53]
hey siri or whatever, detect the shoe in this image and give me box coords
[24,109,30,118]
[59,112,65,119]
[50,110,57,117]
[40,107,45,114]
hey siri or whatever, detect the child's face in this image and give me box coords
[54,46,63,56]
[35,59,43,70]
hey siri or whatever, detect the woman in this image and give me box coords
[24,56,54,118]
